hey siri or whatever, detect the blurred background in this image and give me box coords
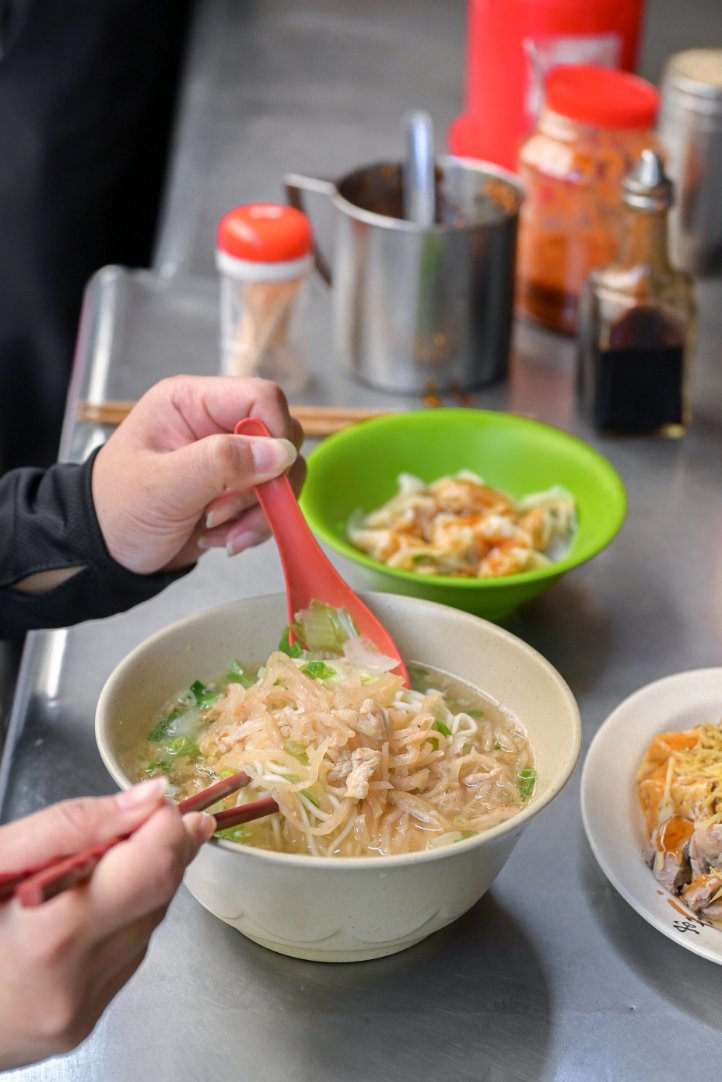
[0,0,720,729]
[0,0,717,472]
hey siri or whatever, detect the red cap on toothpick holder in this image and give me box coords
[216,203,313,277]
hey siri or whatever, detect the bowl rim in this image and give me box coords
[300,408,627,589]
[96,592,582,871]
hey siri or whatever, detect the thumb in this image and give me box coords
[164,432,298,511]
[0,778,170,871]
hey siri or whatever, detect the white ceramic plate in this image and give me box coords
[581,667,722,964]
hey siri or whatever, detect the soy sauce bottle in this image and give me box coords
[577,150,696,437]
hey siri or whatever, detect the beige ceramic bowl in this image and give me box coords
[96,592,581,962]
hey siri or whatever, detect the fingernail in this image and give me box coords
[205,507,236,530]
[249,437,297,476]
[193,813,217,844]
[226,531,262,557]
[198,534,225,550]
[116,776,168,809]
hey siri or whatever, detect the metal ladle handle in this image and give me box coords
[402,110,436,227]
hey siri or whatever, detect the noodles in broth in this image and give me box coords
[134,608,535,857]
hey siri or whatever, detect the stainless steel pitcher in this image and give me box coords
[285,156,522,395]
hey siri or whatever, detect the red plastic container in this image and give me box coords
[449,0,647,172]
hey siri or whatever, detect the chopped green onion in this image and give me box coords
[292,601,358,654]
[189,680,219,708]
[433,719,452,738]
[147,708,182,743]
[215,825,251,843]
[144,758,171,776]
[278,627,303,658]
[301,661,337,681]
[166,736,201,760]
[518,767,537,800]
[424,736,439,751]
[226,660,256,687]
[285,740,310,765]
[494,741,502,750]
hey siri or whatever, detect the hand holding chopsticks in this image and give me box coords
[0,780,257,1071]
[0,771,278,908]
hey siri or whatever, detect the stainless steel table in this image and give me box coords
[2,2,722,1079]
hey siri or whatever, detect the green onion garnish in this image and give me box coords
[301,661,337,681]
[190,680,219,708]
[518,767,536,800]
[278,627,303,657]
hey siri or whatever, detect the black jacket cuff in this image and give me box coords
[0,449,191,637]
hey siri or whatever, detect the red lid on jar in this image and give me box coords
[545,65,660,129]
[217,203,313,263]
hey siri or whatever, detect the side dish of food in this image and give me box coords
[346,470,577,579]
[581,670,722,964]
[133,601,536,858]
[637,720,722,924]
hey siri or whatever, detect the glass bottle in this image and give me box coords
[516,64,661,335]
[577,149,696,437]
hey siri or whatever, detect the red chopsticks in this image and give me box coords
[213,796,278,829]
[0,770,278,908]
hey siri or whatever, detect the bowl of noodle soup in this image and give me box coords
[96,591,581,962]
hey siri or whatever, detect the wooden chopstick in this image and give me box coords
[177,770,250,814]
[76,400,391,436]
[2,770,260,908]
[213,795,279,829]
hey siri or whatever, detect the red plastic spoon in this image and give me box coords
[235,417,409,685]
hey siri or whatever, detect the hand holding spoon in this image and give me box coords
[235,417,409,684]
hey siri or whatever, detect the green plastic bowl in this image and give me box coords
[300,408,626,621]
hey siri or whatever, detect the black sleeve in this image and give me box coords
[0,448,191,637]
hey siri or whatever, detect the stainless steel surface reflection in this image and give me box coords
[2,1,722,1080]
[287,155,521,394]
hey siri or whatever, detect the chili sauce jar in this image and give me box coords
[516,65,661,335]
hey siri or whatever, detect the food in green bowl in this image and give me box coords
[348,469,577,579]
[299,408,626,620]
